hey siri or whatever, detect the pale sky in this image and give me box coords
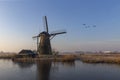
[1,0,120,52]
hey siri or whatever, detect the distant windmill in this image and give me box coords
[33,16,66,55]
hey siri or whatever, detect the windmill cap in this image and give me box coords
[40,31,50,36]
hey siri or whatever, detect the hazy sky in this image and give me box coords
[0,0,120,52]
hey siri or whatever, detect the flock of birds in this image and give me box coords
[82,24,96,28]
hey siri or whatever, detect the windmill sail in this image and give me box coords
[50,30,66,36]
[50,30,66,40]
[43,16,49,32]
[32,36,39,38]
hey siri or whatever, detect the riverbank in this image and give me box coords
[12,54,76,62]
[79,53,120,64]
[1,53,120,64]
[0,53,16,59]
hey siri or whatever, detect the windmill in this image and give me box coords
[33,16,66,55]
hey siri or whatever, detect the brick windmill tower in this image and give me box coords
[33,16,66,55]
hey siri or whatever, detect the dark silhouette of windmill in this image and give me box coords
[33,16,66,55]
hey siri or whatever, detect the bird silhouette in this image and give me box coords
[93,25,96,27]
[82,24,96,28]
